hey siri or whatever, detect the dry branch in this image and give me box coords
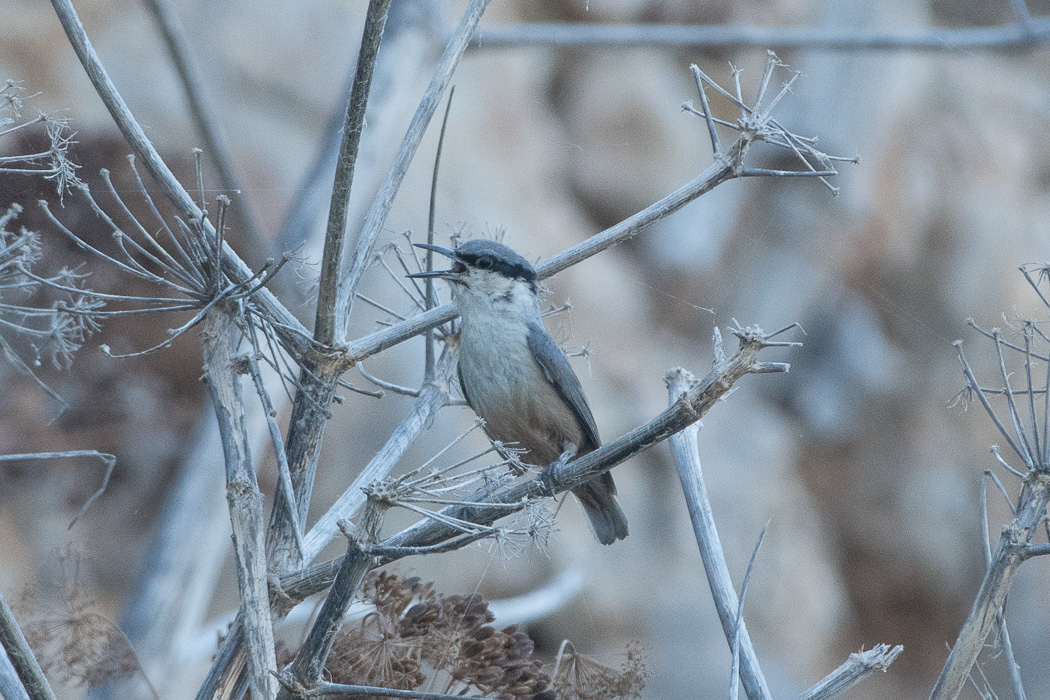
[314,0,394,346]
[933,289,1050,699]
[929,471,1050,700]
[797,644,904,700]
[0,652,31,700]
[276,508,383,699]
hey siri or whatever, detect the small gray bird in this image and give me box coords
[408,239,629,544]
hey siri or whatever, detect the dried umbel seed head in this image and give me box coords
[551,640,647,700]
[323,573,558,700]
[452,624,552,700]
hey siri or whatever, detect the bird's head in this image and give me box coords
[408,239,539,306]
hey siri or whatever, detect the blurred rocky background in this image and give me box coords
[2,0,1050,698]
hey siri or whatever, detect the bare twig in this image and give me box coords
[0,451,116,528]
[980,473,1026,700]
[0,591,56,700]
[796,644,904,700]
[356,362,419,396]
[469,19,1050,52]
[665,367,772,700]
[424,88,456,382]
[730,523,767,700]
[244,334,305,557]
[955,342,1030,469]
[691,65,721,155]
[366,529,494,558]
[992,330,1034,468]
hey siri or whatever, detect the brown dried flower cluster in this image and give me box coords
[327,571,551,699]
[550,641,647,700]
[327,573,432,691]
[325,572,645,700]
[20,559,140,690]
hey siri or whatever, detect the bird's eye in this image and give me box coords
[476,256,492,270]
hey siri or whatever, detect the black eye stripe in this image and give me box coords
[455,241,538,282]
[462,256,534,280]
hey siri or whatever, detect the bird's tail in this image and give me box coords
[572,472,629,545]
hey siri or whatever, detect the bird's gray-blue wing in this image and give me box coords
[526,322,600,450]
[457,360,473,409]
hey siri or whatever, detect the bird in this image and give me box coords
[408,238,628,544]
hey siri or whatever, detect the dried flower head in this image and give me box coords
[20,553,142,690]
[550,641,647,700]
[0,204,102,406]
[0,82,82,200]
[324,573,556,700]
[326,573,434,691]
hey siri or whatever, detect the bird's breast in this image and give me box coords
[458,315,581,465]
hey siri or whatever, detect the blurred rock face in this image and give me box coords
[3,0,1050,698]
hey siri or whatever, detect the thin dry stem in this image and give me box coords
[470,19,1050,51]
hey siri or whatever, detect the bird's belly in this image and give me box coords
[459,332,581,466]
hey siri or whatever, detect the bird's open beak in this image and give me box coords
[407,243,463,281]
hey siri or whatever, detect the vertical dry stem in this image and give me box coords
[314,0,394,345]
[202,307,278,700]
[665,368,772,700]
[333,0,493,340]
